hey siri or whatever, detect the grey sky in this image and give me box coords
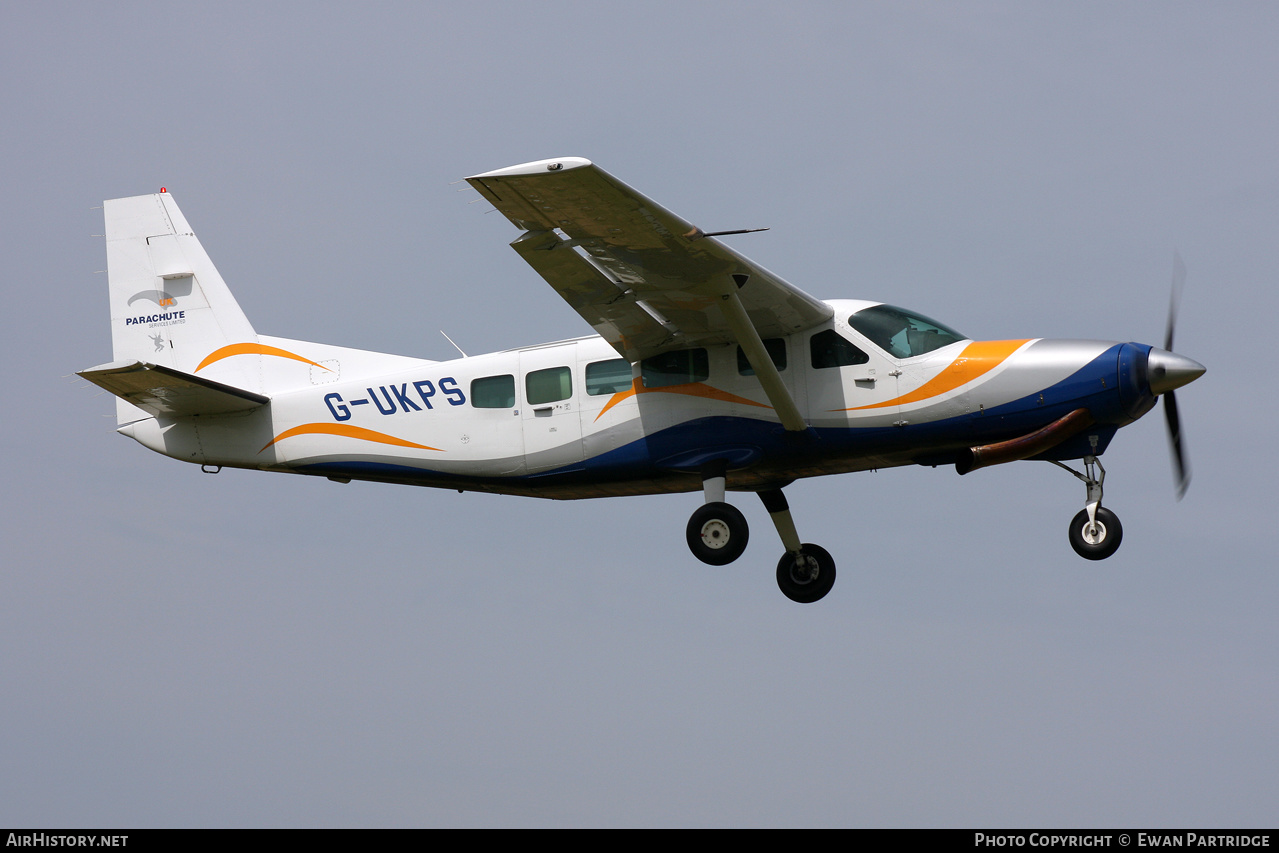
[2,1,1276,827]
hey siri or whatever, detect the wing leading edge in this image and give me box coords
[466,158,833,365]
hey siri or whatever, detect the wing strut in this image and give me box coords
[714,277,808,433]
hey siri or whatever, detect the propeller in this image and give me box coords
[1158,252,1195,499]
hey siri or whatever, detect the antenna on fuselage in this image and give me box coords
[440,330,468,358]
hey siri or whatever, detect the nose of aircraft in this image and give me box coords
[1146,348,1206,395]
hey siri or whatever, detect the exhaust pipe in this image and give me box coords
[955,408,1096,475]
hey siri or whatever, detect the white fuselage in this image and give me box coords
[118,299,1133,500]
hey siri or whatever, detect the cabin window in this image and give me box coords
[641,348,709,388]
[586,359,632,396]
[847,304,965,358]
[471,374,515,408]
[810,329,869,368]
[737,339,787,375]
[526,366,572,405]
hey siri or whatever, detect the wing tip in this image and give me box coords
[467,157,593,180]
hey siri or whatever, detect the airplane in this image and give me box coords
[79,157,1205,603]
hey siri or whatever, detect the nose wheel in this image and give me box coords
[1052,454,1123,561]
[1069,507,1123,560]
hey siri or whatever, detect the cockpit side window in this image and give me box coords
[810,329,869,369]
[848,305,966,358]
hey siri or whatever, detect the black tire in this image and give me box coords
[686,502,750,565]
[776,544,836,603]
[1068,507,1123,560]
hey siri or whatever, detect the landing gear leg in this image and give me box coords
[759,488,836,603]
[685,462,749,565]
[1052,454,1124,560]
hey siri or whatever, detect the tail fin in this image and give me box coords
[92,192,433,428]
[104,192,261,405]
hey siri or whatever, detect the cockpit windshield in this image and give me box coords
[848,304,967,359]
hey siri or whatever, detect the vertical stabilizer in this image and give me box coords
[105,192,261,423]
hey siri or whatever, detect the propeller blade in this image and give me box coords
[1165,389,1190,500]
[1165,251,1185,352]
[1161,252,1195,499]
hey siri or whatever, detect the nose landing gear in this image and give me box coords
[1052,454,1123,560]
[1068,506,1123,560]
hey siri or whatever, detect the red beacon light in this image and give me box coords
[160,187,167,193]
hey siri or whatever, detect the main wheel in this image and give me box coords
[776,544,836,603]
[1068,507,1123,560]
[686,502,750,565]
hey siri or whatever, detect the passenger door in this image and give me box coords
[520,342,584,474]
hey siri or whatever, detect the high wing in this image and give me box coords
[465,157,833,364]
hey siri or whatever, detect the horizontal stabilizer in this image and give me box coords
[78,360,269,418]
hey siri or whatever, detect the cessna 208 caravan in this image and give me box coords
[80,157,1205,603]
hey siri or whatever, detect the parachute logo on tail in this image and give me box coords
[128,290,178,308]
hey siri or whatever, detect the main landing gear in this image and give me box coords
[1052,454,1123,560]
[685,465,837,603]
[685,502,749,566]
[774,542,837,604]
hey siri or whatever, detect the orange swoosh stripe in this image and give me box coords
[595,378,771,422]
[196,343,333,373]
[837,339,1030,411]
[654,381,773,409]
[259,423,443,453]
[595,383,639,421]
